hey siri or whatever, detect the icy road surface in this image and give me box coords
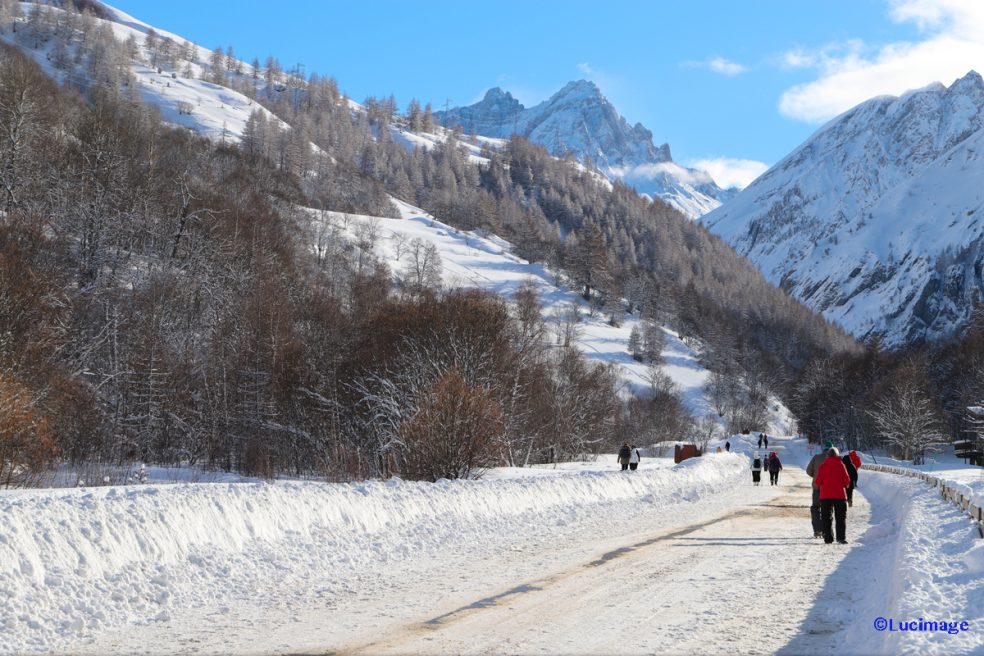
[66,439,899,656]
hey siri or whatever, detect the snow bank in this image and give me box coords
[858,450,984,512]
[0,453,744,654]
[857,472,984,655]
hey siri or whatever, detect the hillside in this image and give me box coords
[703,71,984,347]
[0,0,854,487]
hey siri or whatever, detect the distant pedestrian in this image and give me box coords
[629,444,641,471]
[725,441,731,452]
[768,451,783,485]
[763,434,769,449]
[815,447,851,544]
[842,453,859,507]
[757,434,763,448]
[618,442,631,471]
[806,441,835,538]
[751,454,762,485]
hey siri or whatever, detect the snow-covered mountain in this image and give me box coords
[438,81,735,218]
[703,71,984,347]
[0,2,285,143]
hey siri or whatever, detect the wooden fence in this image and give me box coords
[863,463,984,538]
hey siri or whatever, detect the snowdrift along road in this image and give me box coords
[2,453,745,654]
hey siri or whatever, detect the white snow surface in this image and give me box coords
[6,435,983,654]
[0,452,745,654]
[854,471,984,655]
[858,446,984,510]
[703,71,984,346]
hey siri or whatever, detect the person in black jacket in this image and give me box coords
[617,442,631,471]
[842,453,859,507]
[767,451,783,485]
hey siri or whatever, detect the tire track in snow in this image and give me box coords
[331,470,868,656]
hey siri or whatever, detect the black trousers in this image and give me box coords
[769,471,779,485]
[821,499,847,543]
[811,487,822,534]
[629,462,638,470]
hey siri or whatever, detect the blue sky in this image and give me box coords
[110,0,984,188]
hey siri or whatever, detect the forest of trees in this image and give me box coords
[3,1,977,486]
[0,19,623,487]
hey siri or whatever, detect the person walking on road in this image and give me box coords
[842,452,859,507]
[767,451,783,485]
[618,442,631,471]
[806,441,834,538]
[757,434,763,448]
[725,441,731,452]
[815,447,851,544]
[629,445,641,471]
[763,434,769,449]
[751,454,763,485]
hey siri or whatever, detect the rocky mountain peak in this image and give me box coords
[435,80,729,218]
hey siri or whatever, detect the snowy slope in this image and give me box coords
[329,202,680,416]
[4,5,726,219]
[316,199,796,434]
[437,81,735,218]
[1,2,286,143]
[703,71,984,346]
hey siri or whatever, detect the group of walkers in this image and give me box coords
[615,433,864,545]
[806,442,861,544]
[617,442,642,471]
[751,450,783,485]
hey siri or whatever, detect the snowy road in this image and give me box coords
[332,467,879,655]
[65,439,899,656]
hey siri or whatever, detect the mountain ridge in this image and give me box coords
[437,80,733,218]
[703,70,984,347]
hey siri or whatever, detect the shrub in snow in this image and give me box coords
[0,374,57,488]
[398,369,503,481]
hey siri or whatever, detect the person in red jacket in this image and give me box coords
[814,447,851,544]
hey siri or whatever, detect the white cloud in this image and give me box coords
[682,57,748,76]
[779,0,984,122]
[576,62,594,76]
[782,49,817,69]
[707,57,747,76]
[687,157,769,190]
[613,161,710,188]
